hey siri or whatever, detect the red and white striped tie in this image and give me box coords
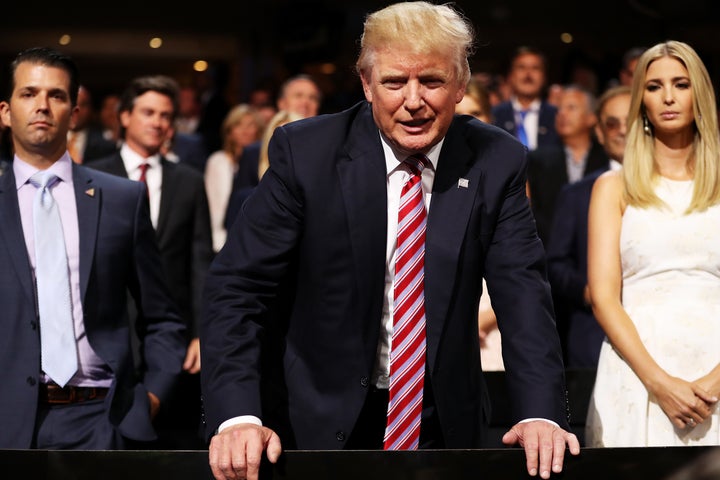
[384,154,428,450]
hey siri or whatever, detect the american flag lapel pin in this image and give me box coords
[458,178,469,189]
[85,188,95,197]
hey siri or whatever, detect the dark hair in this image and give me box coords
[118,75,180,119]
[509,45,548,73]
[7,47,79,106]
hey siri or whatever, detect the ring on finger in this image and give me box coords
[687,419,696,427]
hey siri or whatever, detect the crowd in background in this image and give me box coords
[1,34,718,454]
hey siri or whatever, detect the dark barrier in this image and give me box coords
[4,369,716,479]
[1,446,717,480]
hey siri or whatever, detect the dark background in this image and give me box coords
[2,0,719,110]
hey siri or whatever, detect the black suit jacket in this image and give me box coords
[77,125,118,164]
[492,100,560,150]
[201,102,569,449]
[527,140,608,247]
[224,141,261,230]
[546,167,608,367]
[90,154,214,339]
[0,162,186,448]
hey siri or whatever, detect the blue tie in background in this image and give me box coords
[516,110,529,147]
[30,171,78,387]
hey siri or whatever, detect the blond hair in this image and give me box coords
[355,1,475,86]
[221,104,263,157]
[623,40,720,213]
[258,110,305,180]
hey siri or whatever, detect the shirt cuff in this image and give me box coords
[519,418,560,428]
[217,415,263,433]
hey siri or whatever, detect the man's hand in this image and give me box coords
[147,391,160,420]
[502,420,580,479]
[208,423,282,480]
[183,337,201,374]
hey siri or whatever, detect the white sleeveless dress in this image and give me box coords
[586,177,720,446]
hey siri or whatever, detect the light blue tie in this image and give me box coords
[30,171,78,387]
[516,109,529,147]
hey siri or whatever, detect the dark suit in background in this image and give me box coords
[77,125,118,164]
[526,140,608,247]
[224,140,260,231]
[546,168,608,367]
[0,163,187,448]
[492,100,560,150]
[91,153,214,448]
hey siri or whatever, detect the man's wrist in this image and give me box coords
[217,415,263,434]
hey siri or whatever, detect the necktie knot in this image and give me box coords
[405,154,429,177]
[30,172,61,210]
[29,171,60,190]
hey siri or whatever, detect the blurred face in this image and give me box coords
[554,89,596,139]
[643,56,694,137]
[455,94,489,122]
[120,90,174,158]
[595,93,630,162]
[0,62,76,164]
[230,114,260,152]
[277,78,320,118]
[73,86,93,131]
[620,58,638,87]
[508,53,545,100]
[361,46,465,156]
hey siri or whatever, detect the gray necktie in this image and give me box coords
[30,171,78,387]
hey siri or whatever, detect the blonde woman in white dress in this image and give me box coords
[586,40,720,447]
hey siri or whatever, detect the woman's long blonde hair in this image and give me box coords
[623,40,720,213]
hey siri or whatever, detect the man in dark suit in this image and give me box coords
[527,85,609,247]
[0,47,186,449]
[67,85,118,164]
[546,85,631,368]
[492,46,560,151]
[91,75,214,449]
[201,3,579,480]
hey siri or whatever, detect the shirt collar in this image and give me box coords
[120,143,161,172]
[511,97,541,113]
[13,152,74,190]
[380,132,442,176]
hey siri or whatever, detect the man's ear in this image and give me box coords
[69,105,80,130]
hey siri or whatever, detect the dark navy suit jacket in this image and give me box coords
[527,140,608,247]
[200,102,569,449]
[491,100,560,150]
[546,167,608,367]
[0,162,186,448]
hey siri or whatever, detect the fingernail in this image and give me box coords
[529,468,537,476]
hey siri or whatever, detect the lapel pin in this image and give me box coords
[458,178,469,189]
[85,188,95,197]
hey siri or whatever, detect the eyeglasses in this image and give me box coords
[602,116,627,132]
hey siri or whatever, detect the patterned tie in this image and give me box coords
[30,171,78,387]
[516,109,529,147]
[384,154,428,450]
[138,162,150,198]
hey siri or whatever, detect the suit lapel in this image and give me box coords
[73,164,100,303]
[0,170,35,303]
[424,120,478,369]
[338,104,388,367]
[155,158,174,242]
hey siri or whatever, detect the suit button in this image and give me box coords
[336,431,345,442]
[360,376,369,387]
[26,376,36,386]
